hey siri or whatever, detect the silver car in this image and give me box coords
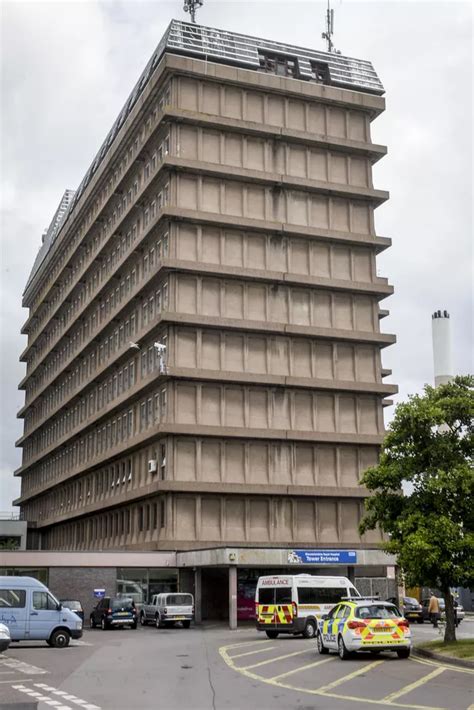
[0,622,11,653]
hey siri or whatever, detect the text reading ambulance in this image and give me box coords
[255,575,360,639]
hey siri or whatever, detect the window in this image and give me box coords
[311,61,329,84]
[0,589,26,608]
[33,592,58,610]
[259,53,298,77]
[258,588,274,605]
[303,587,347,605]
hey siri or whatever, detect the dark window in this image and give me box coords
[297,587,320,604]
[327,605,340,619]
[33,592,58,610]
[275,587,292,604]
[111,598,134,610]
[0,589,26,608]
[311,61,329,84]
[258,588,274,604]
[259,53,298,78]
[165,594,193,606]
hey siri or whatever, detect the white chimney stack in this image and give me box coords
[431,310,453,386]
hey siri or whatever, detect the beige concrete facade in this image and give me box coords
[16,47,395,553]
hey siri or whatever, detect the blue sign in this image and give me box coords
[288,550,357,564]
[93,589,106,598]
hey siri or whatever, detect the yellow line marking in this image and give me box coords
[230,645,277,659]
[269,657,333,681]
[219,642,453,709]
[222,639,272,651]
[242,648,312,670]
[316,659,384,692]
[381,667,445,704]
[412,654,474,675]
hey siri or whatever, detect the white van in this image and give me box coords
[0,576,83,648]
[255,574,360,639]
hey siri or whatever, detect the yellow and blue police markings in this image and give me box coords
[318,599,412,659]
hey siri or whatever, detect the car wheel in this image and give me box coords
[182,621,191,629]
[49,629,70,648]
[316,632,329,655]
[397,648,410,659]
[140,613,147,626]
[90,616,96,629]
[101,617,107,630]
[155,614,161,629]
[265,630,279,639]
[303,620,317,639]
[338,635,350,660]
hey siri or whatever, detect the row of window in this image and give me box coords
[24,277,169,450]
[23,443,167,521]
[258,52,329,85]
[26,179,169,383]
[43,498,167,549]
[28,83,171,323]
[22,384,168,494]
[24,228,169,431]
[24,335,167,462]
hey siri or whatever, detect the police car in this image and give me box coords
[317,597,412,660]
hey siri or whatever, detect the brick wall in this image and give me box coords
[48,567,117,621]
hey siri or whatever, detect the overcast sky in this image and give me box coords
[0,0,472,510]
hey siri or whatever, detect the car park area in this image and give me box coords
[0,622,473,710]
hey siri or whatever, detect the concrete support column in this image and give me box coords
[229,566,237,630]
[194,568,202,625]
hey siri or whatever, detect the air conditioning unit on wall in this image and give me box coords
[148,459,157,473]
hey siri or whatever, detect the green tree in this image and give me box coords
[359,375,474,642]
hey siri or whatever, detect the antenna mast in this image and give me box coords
[183,0,203,24]
[322,0,341,54]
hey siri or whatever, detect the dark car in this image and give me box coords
[387,597,423,624]
[90,597,137,630]
[60,600,84,622]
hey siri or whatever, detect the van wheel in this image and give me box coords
[397,648,410,659]
[265,630,279,639]
[140,613,147,626]
[182,621,191,629]
[303,620,317,639]
[338,635,350,660]
[49,629,70,648]
[317,632,329,655]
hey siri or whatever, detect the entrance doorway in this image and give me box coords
[201,568,228,621]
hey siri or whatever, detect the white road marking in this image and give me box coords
[34,683,101,709]
[14,682,100,710]
[0,657,48,675]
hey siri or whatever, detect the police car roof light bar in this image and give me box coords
[341,595,381,601]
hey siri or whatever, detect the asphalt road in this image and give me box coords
[0,621,472,710]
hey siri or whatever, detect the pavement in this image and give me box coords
[0,620,472,710]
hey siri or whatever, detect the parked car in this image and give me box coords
[0,576,82,648]
[140,593,194,628]
[387,597,423,624]
[421,598,464,623]
[0,623,11,653]
[60,600,84,622]
[90,597,137,630]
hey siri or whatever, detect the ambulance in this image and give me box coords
[255,574,360,639]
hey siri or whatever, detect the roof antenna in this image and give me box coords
[183,0,203,24]
[322,0,341,54]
